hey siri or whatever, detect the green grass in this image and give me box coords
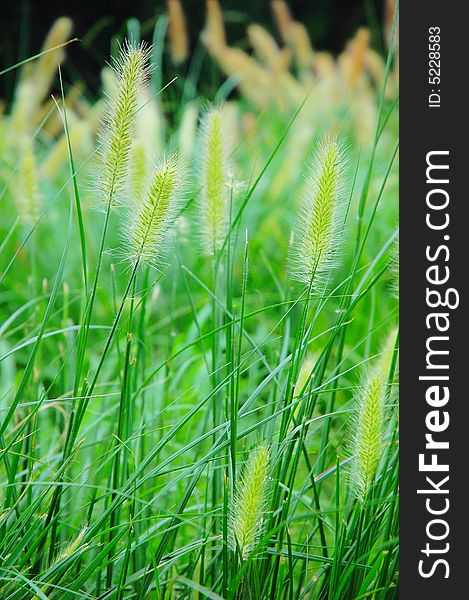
[0,13,399,600]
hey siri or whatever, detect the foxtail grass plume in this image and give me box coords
[348,368,386,502]
[38,525,89,595]
[271,0,293,43]
[98,41,150,206]
[204,0,226,49]
[126,155,182,267]
[167,0,189,64]
[247,24,288,71]
[32,17,73,104]
[12,17,73,136]
[54,525,88,564]
[229,444,270,559]
[287,22,315,73]
[212,48,273,111]
[341,28,370,86]
[290,136,347,289]
[199,107,231,256]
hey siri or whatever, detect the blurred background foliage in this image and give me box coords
[1,0,386,105]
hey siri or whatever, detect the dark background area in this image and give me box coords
[1,0,384,106]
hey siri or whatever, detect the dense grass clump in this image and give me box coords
[0,5,399,599]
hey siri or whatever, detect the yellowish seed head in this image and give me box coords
[271,0,293,43]
[287,22,314,73]
[290,135,348,289]
[348,368,386,502]
[230,445,270,559]
[126,155,182,267]
[167,0,189,64]
[12,18,73,137]
[204,0,226,49]
[98,41,151,206]
[247,24,280,67]
[199,107,231,256]
[55,525,88,563]
[35,17,73,103]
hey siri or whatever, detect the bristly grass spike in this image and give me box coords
[199,105,231,257]
[98,41,151,207]
[229,444,271,559]
[290,134,348,291]
[126,154,182,267]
